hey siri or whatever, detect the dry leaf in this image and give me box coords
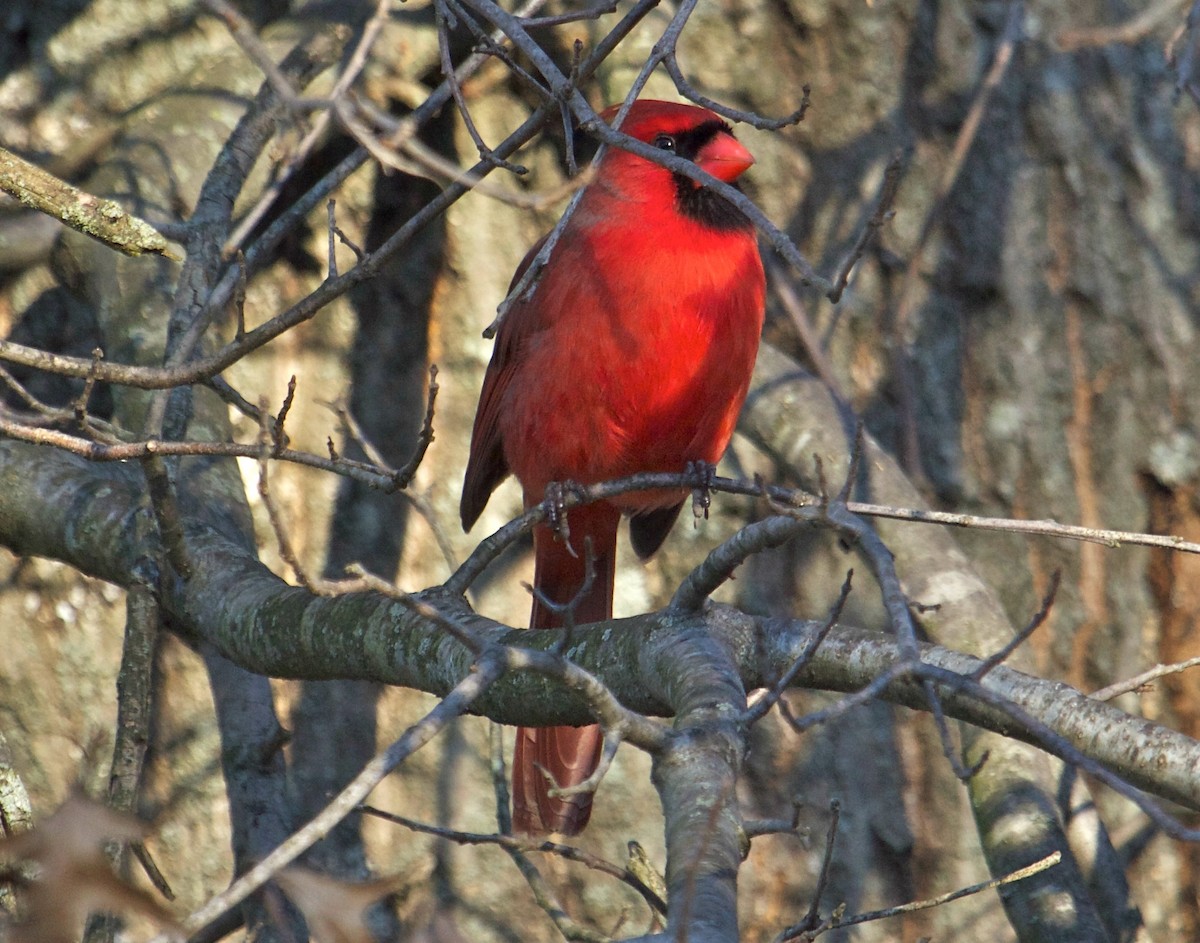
[275,867,406,943]
[0,792,179,943]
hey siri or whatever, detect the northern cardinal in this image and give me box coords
[461,100,766,835]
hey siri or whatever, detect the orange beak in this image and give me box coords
[695,133,755,183]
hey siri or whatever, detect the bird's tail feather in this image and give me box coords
[512,502,619,835]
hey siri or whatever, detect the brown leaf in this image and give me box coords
[274,867,406,943]
[0,792,179,942]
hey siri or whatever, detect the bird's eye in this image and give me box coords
[653,134,676,152]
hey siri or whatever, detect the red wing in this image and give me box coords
[459,236,551,530]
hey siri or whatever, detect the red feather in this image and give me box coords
[461,100,766,834]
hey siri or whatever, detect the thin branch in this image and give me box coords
[767,258,844,398]
[785,799,840,940]
[200,0,316,107]
[914,661,1200,840]
[153,653,508,941]
[826,148,906,304]
[0,413,416,491]
[886,0,1024,473]
[434,0,530,173]
[344,565,485,654]
[83,582,169,943]
[894,0,1025,335]
[225,0,550,258]
[741,795,803,840]
[743,570,853,726]
[1091,655,1200,702]
[663,60,811,131]
[358,805,667,916]
[7,408,1197,568]
[779,662,913,734]
[257,408,321,593]
[350,111,595,208]
[841,498,1200,554]
[803,495,921,663]
[451,467,1200,598]
[1057,0,1186,50]
[481,723,609,942]
[777,850,1062,941]
[973,569,1061,680]
[670,511,811,612]
[140,454,192,579]
[393,364,440,487]
[920,676,979,782]
[521,2,617,28]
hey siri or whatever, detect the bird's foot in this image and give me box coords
[543,480,587,556]
[687,461,717,523]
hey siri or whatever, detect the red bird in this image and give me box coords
[461,100,766,835]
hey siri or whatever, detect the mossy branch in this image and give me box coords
[0,146,179,260]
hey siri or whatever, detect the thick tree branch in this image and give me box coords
[2,441,1199,817]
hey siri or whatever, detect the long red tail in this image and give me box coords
[512,502,619,835]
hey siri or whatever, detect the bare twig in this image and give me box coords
[914,661,1200,840]
[522,2,617,28]
[434,0,529,173]
[200,0,316,108]
[887,1,1024,473]
[450,468,1200,597]
[1091,655,1200,702]
[767,258,844,397]
[780,662,912,734]
[669,512,808,611]
[140,454,193,579]
[741,796,803,840]
[826,148,906,304]
[348,111,596,208]
[152,653,507,940]
[776,850,1062,941]
[83,582,170,943]
[481,722,609,941]
[973,569,1061,680]
[744,571,853,725]
[344,565,484,654]
[257,404,321,593]
[394,364,440,487]
[1057,0,1186,50]
[0,414,413,490]
[359,804,667,916]
[664,63,811,131]
[782,799,840,940]
[6,407,1195,572]
[920,676,980,782]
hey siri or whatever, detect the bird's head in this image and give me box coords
[595,100,755,230]
[600,100,754,182]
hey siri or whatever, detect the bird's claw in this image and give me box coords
[687,461,717,523]
[543,480,586,556]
